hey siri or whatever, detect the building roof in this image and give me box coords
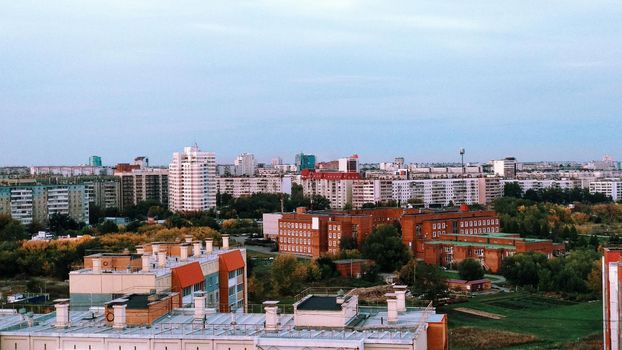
[296,296,345,311]
[172,262,204,289]
[425,240,516,250]
[219,250,245,271]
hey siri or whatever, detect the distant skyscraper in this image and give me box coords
[271,157,283,167]
[168,145,216,212]
[338,154,359,173]
[234,153,256,176]
[89,155,102,167]
[295,153,316,171]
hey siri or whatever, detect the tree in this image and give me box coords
[457,259,485,281]
[339,236,357,250]
[48,213,80,233]
[315,257,338,279]
[361,224,410,272]
[399,260,447,301]
[98,220,119,234]
[587,260,602,294]
[271,255,305,295]
[0,216,28,241]
[503,182,523,198]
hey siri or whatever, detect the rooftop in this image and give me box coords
[425,240,516,250]
[296,296,346,311]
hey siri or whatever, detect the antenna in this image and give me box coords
[459,148,465,178]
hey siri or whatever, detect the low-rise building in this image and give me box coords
[589,179,622,201]
[69,237,246,312]
[217,176,292,198]
[0,286,448,350]
[422,232,565,272]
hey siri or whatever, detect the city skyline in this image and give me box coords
[1,1,621,165]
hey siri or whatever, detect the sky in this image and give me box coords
[0,1,621,166]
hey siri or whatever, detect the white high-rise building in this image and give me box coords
[234,153,256,176]
[168,145,216,212]
[589,180,622,201]
[492,157,517,179]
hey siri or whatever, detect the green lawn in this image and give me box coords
[439,292,603,349]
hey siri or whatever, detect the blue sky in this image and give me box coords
[1,1,621,166]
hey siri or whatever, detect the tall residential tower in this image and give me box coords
[168,145,216,212]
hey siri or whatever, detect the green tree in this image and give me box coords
[399,260,447,301]
[361,224,410,272]
[48,213,80,233]
[339,236,357,250]
[98,220,119,234]
[457,258,485,280]
[503,182,523,198]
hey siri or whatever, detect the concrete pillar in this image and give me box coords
[394,285,407,312]
[263,301,279,331]
[136,246,145,255]
[185,235,193,243]
[92,258,102,273]
[151,243,160,255]
[385,293,398,323]
[54,299,70,328]
[193,241,202,257]
[112,304,127,329]
[205,239,213,254]
[141,254,151,272]
[194,292,206,320]
[222,235,230,250]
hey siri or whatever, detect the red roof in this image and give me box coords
[219,250,245,272]
[172,262,204,289]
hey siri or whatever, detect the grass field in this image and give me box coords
[439,292,602,349]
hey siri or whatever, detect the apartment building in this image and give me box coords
[0,185,89,225]
[351,179,393,208]
[30,165,113,177]
[168,145,217,212]
[216,176,292,198]
[0,285,448,350]
[602,247,622,350]
[69,236,246,312]
[423,232,564,273]
[300,170,361,209]
[501,179,577,192]
[392,178,501,207]
[84,179,121,209]
[115,168,169,211]
[233,153,256,176]
[492,157,517,179]
[589,180,622,201]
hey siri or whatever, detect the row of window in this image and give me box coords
[280,237,310,245]
[328,225,342,231]
[227,268,244,279]
[280,222,311,229]
[328,232,341,239]
[460,219,499,227]
[460,227,496,235]
[281,245,311,253]
[281,230,311,237]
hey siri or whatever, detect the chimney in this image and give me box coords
[112,303,127,329]
[336,296,345,305]
[222,235,230,250]
[180,244,188,261]
[151,243,160,255]
[92,258,102,273]
[141,254,151,272]
[54,299,70,328]
[158,250,167,268]
[194,291,206,320]
[185,235,193,243]
[263,301,279,331]
[136,246,145,255]
[193,241,202,257]
[394,285,407,312]
[205,239,214,254]
[385,293,398,323]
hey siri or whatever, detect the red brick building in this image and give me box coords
[422,233,565,273]
[334,259,373,278]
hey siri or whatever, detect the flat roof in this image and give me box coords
[296,296,344,311]
[425,240,516,250]
[442,232,551,243]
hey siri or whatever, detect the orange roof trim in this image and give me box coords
[219,250,245,272]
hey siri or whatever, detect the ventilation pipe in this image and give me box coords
[141,254,151,272]
[394,285,407,312]
[263,301,280,331]
[92,258,102,273]
[193,241,202,257]
[54,299,70,328]
[385,293,398,323]
[194,291,206,320]
[136,246,145,255]
[112,302,127,329]
[180,244,189,261]
[151,243,160,255]
[222,235,230,250]
[205,239,213,254]
[158,250,167,268]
